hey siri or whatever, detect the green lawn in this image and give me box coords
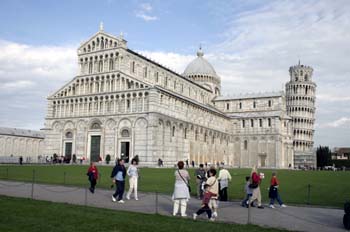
[0,165,349,207]
[0,196,284,232]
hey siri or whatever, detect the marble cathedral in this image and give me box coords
[43,25,316,168]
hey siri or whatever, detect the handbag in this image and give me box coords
[248,183,258,189]
[178,170,191,193]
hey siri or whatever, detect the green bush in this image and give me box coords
[332,160,350,168]
[105,154,111,164]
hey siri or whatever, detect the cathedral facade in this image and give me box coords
[43,25,316,168]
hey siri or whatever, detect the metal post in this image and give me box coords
[85,188,88,206]
[307,184,311,205]
[31,169,35,199]
[247,196,251,224]
[155,191,159,214]
[63,172,66,185]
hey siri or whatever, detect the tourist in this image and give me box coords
[195,164,207,199]
[249,166,264,209]
[206,168,219,218]
[87,162,98,193]
[185,159,189,168]
[193,184,215,221]
[269,172,287,208]
[111,159,126,203]
[191,160,195,168]
[217,165,232,201]
[241,176,253,207]
[172,161,190,217]
[126,158,139,200]
[19,156,23,165]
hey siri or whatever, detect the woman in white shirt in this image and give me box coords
[172,161,190,217]
[126,158,139,200]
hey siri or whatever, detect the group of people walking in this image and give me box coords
[86,158,139,202]
[86,160,286,221]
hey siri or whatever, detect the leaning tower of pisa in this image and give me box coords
[286,62,317,168]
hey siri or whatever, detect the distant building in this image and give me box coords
[332,147,350,160]
[42,24,317,168]
[0,127,45,162]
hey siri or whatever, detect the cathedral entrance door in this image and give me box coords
[90,136,101,162]
[120,142,130,163]
[259,154,266,167]
[64,142,72,161]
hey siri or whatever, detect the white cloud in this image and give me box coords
[136,13,158,22]
[0,39,76,130]
[135,2,158,22]
[317,117,350,128]
[0,80,35,91]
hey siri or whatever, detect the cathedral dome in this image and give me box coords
[183,48,218,77]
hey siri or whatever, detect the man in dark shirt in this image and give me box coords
[195,164,206,199]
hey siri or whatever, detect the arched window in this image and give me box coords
[242,120,245,128]
[184,128,187,139]
[88,62,93,74]
[304,74,308,81]
[239,102,242,109]
[253,101,256,108]
[259,119,262,127]
[268,118,272,127]
[226,103,230,110]
[98,60,103,72]
[65,131,73,138]
[91,123,101,129]
[121,129,130,137]
[251,119,254,127]
[244,140,248,150]
[268,100,272,107]
[172,126,175,137]
[109,59,114,71]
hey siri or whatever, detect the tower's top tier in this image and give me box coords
[288,62,314,82]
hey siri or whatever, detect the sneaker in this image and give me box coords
[135,198,139,201]
[193,213,197,220]
[257,205,264,209]
[250,202,256,207]
[212,212,218,218]
[112,196,117,202]
[181,214,187,217]
[269,204,275,209]
[126,195,130,200]
[117,200,125,203]
[209,217,215,222]
[280,204,287,208]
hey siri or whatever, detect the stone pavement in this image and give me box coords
[0,180,345,232]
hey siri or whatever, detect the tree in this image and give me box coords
[316,146,332,168]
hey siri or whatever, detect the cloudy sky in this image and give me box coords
[0,0,349,148]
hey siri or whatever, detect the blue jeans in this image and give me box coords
[113,180,125,201]
[241,193,252,206]
[270,191,283,205]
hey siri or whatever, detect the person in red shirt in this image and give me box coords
[249,166,264,209]
[269,172,287,208]
[87,162,99,193]
[193,184,216,221]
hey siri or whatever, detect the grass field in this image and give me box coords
[0,164,349,207]
[0,196,285,232]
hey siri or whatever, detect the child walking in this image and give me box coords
[269,172,287,208]
[193,184,215,221]
[241,176,253,207]
[87,162,98,193]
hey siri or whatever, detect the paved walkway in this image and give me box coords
[0,180,345,232]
